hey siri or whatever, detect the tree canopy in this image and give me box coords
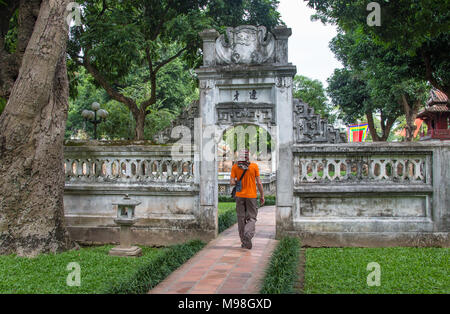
[306,1,438,141]
[68,0,283,139]
[293,75,335,123]
[306,0,449,97]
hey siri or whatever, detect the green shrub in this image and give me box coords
[217,197,275,233]
[218,208,237,233]
[104,240,205,294]
[260,237,301,294]
[263,195,276,206]
[218,196,235,203]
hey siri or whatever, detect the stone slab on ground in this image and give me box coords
[149,206,277,294]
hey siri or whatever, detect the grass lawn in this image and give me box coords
[0,245,163,294]
[0,203,241,294]
[304,247,450,294]
[218,202,236,215]
[0,240,205,294]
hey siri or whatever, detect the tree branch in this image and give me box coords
[140,46,187,113]
[97,0,108,18]
[422,50,448,97]
[382,116,397,141]
[154,47,187,73]
[150,4,170,41]
[366,111,381,142]
[83,56,139,117]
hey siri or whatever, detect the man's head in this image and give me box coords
[238,149,249,162]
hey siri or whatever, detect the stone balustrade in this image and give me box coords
[295,155,430,185]
[281,141,450,247]
[65,152,195,184]
[63,142,210,247]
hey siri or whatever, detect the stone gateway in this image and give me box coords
[63,25,449,248]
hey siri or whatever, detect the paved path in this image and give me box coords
[149,206,277,294]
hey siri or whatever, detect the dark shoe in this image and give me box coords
[243,237,252,250]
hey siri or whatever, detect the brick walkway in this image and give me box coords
[149,206,277,294]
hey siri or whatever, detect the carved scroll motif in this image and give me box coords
[216,26,275,65]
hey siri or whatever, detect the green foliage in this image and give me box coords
[218,203,237,233]
[67,0,282,139]
[66,58,196,140]
[327,68,370,124]
[207,0,282,31]
[3,9,17,54]
[0,245,163,294]
[104,240,205,294]
[293,75,335,123]
[307,0,449,53]
[304,247,450,294]
[0,97,6,115]
[326,28,432,141]
[218,196,236,203]
[306,0,449,94]
[66,68,110,139]
[329,30,411,118]
[260,237,301,294]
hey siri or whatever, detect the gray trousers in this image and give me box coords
[236,197,258,243]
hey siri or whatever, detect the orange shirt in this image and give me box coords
[231,163,260,199]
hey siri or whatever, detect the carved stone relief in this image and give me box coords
[216,25,275,65]
[216,102,275,125]
[293,99,346,144]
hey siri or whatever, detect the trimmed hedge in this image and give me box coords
[104,240,205,294]
[218,207,237,233]
[217,196,275,233]
[260,237,301,294]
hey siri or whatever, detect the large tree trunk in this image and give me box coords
[0,0,75,256]
[401,95,419,142]
[134,110,146,140]
[366,111,396,142]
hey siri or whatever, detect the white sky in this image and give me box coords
[278,0,343,87]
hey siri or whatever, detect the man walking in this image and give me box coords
[230,149,265,250]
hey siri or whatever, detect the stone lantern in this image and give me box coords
[109,194,142,257]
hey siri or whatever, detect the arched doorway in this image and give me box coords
[196,25,296,237]
[217,123,276,198]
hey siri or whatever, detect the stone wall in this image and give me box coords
[63,142,214,246]
[277,141,450,247]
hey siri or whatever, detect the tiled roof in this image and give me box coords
[418,105,450,118]
[427,89,449,106]
[426,105,450,112]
